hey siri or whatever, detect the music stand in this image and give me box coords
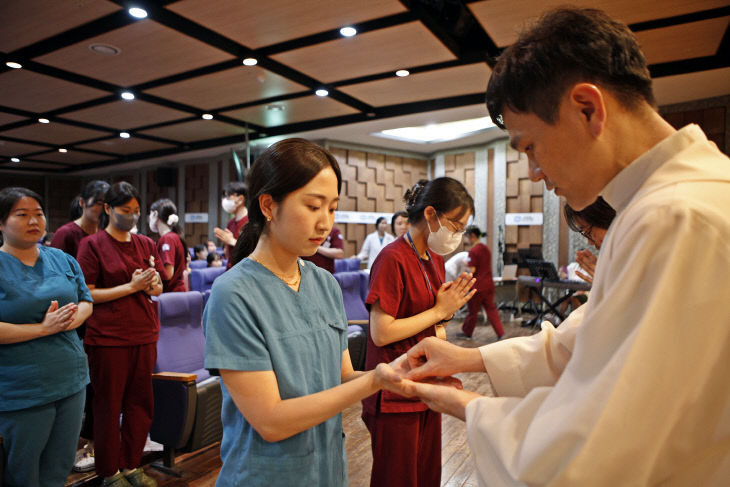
[525,259,560,281]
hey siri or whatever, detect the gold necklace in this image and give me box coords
[249,255,301,286]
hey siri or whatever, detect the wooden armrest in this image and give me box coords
[347,319,369,326]
[152,372,197,382]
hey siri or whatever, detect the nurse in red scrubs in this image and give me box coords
[362,177,476,487]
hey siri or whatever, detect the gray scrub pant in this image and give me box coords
[0,388,85,487]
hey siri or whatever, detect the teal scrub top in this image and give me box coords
[204,258,349,487]
[0,246,92,411]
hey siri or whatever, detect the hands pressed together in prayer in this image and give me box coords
[376,337,486,421]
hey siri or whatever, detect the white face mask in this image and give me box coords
[221,197,238,214]
[427,217,463,255]
[148,211,159,234]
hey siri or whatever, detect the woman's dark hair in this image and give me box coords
[465,225,484,238]
[231,138,342,265]
[391,211,407,234]
[193,244,206,260]
[207,252,221,266]
[375,216,386,228]
[99,181,140,229]
[486,7,655,130]
[564,196,616,233]
[150,198,187,251]
[403,177,474,225]
[0,187,45,245]
[72,180,110,220]
[223,180,248,200]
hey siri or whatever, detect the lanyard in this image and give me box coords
[405,231,442,307]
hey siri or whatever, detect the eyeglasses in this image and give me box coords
[442,216,466,235]
[579,225,594,241]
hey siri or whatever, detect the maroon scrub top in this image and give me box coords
[77,230,166,346]
[468,242,495,293]
[157,231,186,293]
[363,236,445,414]
[50,221,89,258]
[302,227,343,274]
[224,214,248,266]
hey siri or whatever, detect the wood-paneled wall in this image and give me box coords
[184,163,210,246]
[328,146,428,257]
[443,151,476,258]
[504,146,542,253]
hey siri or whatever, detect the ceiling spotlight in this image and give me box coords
[315,89,329,97]
[340,26,357,37]
[10,157,20,163]
[121,91,135,100]
[128,7,148,19]
[38,118,50,124]
[5,61,22,69]
[242,58,258,66]
[201,113,214,120]
[395,69,410,77]
[58,148,68,153]
[120,132,131,138]
[266,104,285,111]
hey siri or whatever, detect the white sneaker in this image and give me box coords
[73,443,95,472]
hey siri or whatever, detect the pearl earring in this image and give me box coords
[266,216,272,222]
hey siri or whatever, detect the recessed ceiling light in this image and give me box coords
[340,26,357,37]
[121,91,135,100]
[38,118,50,124]
[266,104,285,111]
[315,89,329,97]
[242,58,258,66]
[128,7,147,19]
[5,61,22,69]
[89,43,121,56]
[120,132,130,138]
[58,148,68,153]
[395,69,410,77]
[10,157,20,163]
[201,113,214,120]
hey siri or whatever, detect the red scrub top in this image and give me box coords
[50,221,89,258]
[302,227,343,274]
[157,231,186,293]
[224,214,248,267]
[468,242,495,293]
[77,230,166,347]
[363,236,445,414]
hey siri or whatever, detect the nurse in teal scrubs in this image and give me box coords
[204,139,397,486]
[0,187,93,487]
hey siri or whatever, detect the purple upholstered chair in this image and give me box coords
[189,266,226,293]
[150,291,222,474]
[334,257,362,273]
[189,260,207,269]
[333,271,369,370]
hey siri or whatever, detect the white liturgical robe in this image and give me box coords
[466,125,730,486]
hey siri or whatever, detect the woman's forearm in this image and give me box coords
[222,369,380,443]
[371,306,446,347]
[90,283,136,303]
[67,301,93,330]
[0,321,46,344]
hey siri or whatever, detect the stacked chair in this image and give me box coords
[189,266,226,293]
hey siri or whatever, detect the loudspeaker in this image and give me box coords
[156,167,176,187]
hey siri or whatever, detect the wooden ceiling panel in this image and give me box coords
[138,119,246,143]
[0,139,48,157]
[0,69,108,113]
[32,150,112,164]
[339,63,491,107]
[0,0,120,53]
[469,0,730,47]
[76,137,177,155]
[63,99,190,131]
[0,122,109,146]
[637,17,729,65]
[0,160,67,170]
[222,96,359,127]
[271,22,456,83]
[654,67,730,106]
[168,0,407,49]
[146,66,307,110]
[0,113,27,126]
[34,20,235,86]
